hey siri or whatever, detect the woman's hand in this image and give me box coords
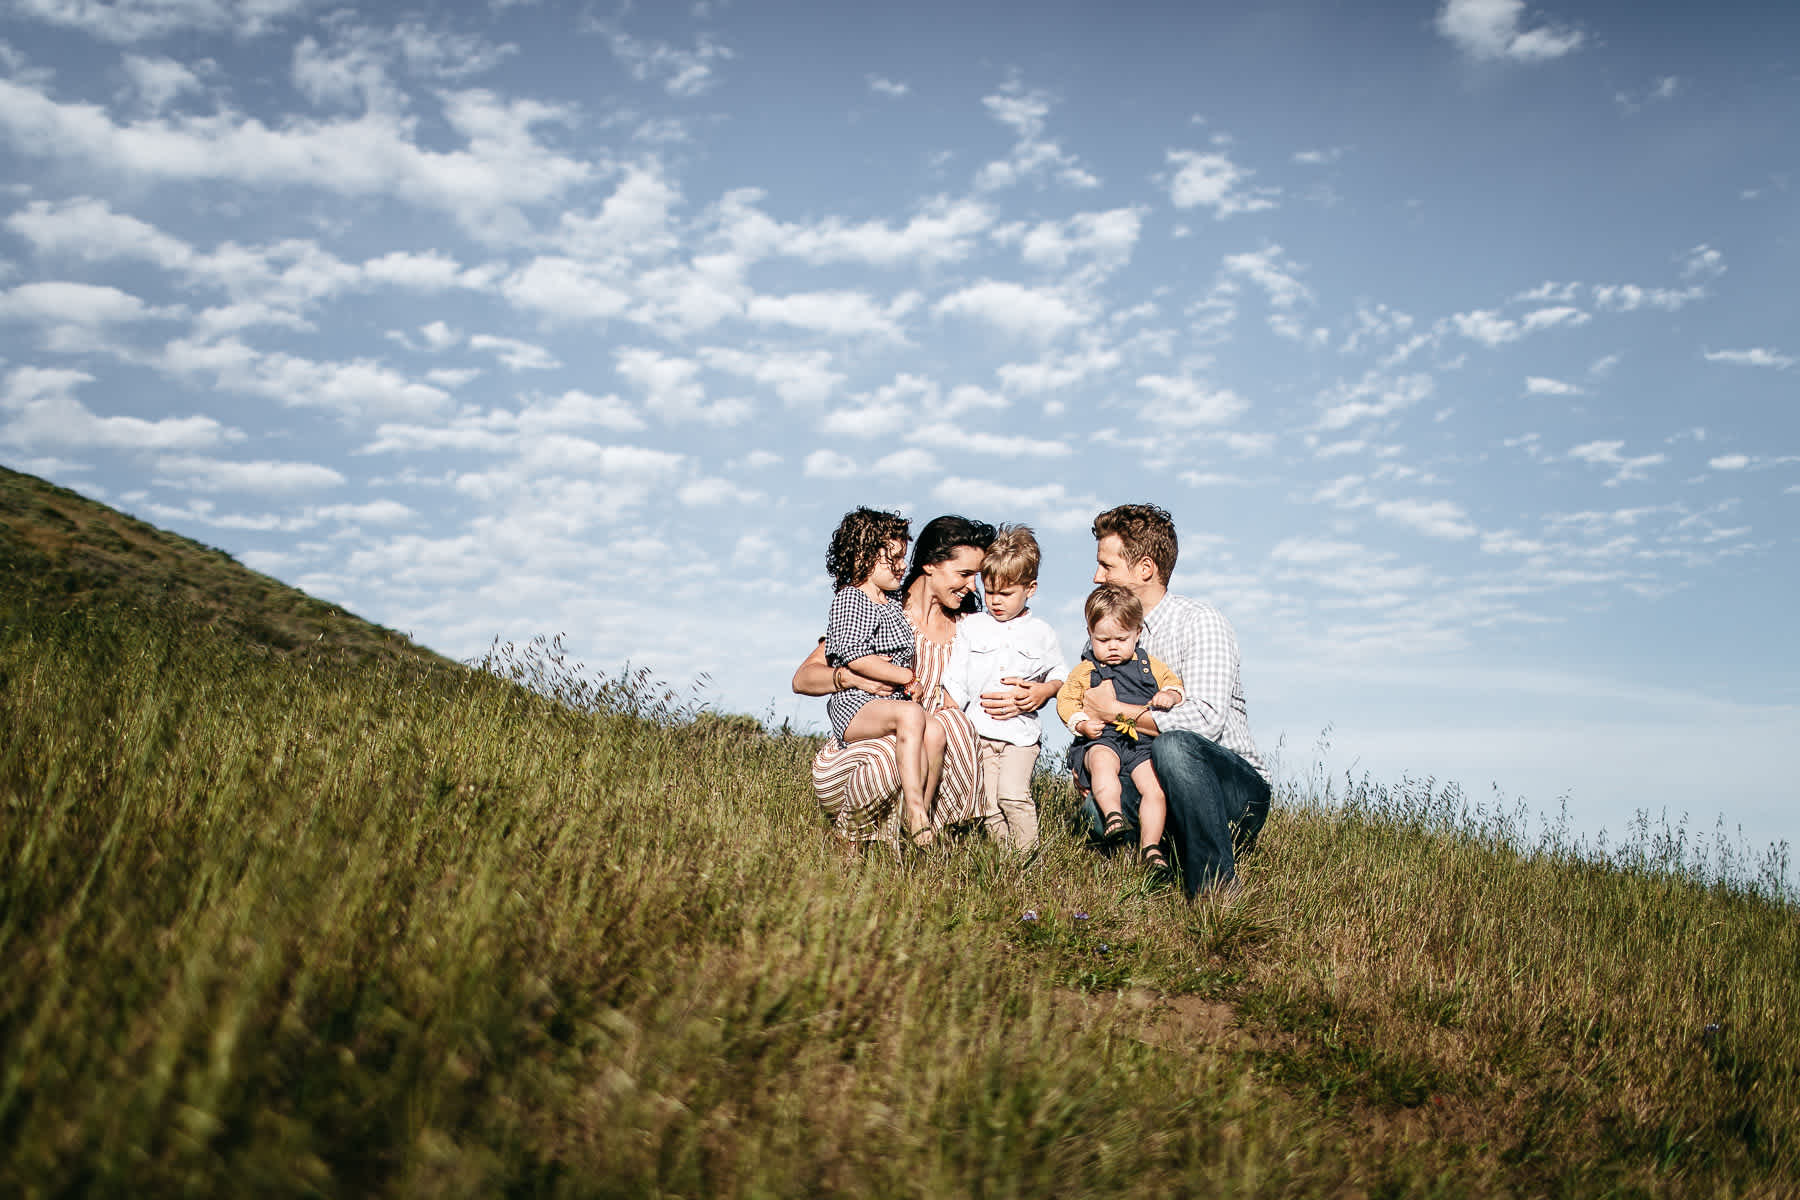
[979,676,1057,721]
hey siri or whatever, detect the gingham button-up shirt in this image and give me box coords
[1138,593,1267,782]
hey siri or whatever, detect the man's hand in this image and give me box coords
[1079,678,1126,722]
[1149,687,1181,710]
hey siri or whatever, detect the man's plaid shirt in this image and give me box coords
[1139,593,1267,782]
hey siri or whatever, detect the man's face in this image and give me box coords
[1093,534,1149,594]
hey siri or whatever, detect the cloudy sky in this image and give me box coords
[3,0,1796,854]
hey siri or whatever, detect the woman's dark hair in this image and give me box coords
[826,506,911,590]
[901,514,996,615]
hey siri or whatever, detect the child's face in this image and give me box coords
[982,577,1036,622]
[1089,616,1141,665]
[869,539,908,592]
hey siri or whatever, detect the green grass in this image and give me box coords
[3,600,1796,1197]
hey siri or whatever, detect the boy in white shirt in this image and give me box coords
[942,525,1068,852]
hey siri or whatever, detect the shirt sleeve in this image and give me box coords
[1056,663,1093,730]
[942,632,972,709]
[1039,621,1069,683]
[1147,654,1184,699]
[1154,601,1235,741]
[824,589,877,666]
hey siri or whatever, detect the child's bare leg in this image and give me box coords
[1130,759,1167,850]
[844,700,929,839]
[1085,745,1128,840]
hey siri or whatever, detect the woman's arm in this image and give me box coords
[792,641,900,698]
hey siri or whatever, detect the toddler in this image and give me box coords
[1057,584,1184,873]
[941,525,1067,852]
[822,506,938,843]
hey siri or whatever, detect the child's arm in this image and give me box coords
[941,634,973,709]
[1147,656,1185,711]
[1056,665,1102,738]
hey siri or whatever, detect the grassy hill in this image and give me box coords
[1,467,1796,1196]
[0,465,453,671]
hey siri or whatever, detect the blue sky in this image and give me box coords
[2,0,1795,854]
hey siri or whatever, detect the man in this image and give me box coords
[1077,503,1269,897]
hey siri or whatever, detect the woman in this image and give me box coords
[794,515,1033,849]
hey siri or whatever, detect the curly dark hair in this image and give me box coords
[826,506,911,590]
[900,514,997,615]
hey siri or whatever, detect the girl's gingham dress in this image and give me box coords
[823,587,915,739]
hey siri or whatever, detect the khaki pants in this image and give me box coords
[978,737,1040,852]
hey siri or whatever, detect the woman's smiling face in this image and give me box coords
[921,544,986,611]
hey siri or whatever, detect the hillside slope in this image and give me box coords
[0,464,453,671]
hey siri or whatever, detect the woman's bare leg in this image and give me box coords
[844,700,929,840]
[919,715,948,822]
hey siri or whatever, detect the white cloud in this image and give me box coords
[1135,375,1249,426]
[996,344,1121,393]
[1221,245,1310,308]
[867,75,909,98]
[934,280,1087,340]
[10,0,312,42]
[1704,348,1794,370]
[469,334,560,370]
[872,448,937,478]
[1375,497,1477,540]
[700,346,843,407]
[678,477,762,506]
[931,476,1100,533]
[1592,283,1705,312]
[1435,0,1584,63]
[718,191,994,270]
[1448,305,1589,347]
[909,423,1071,458]
[1708,454,1750,471]
[746,289,918,339]
[0,77,593,239]
[1316,372,1432,431]
[1568,440,1668,486]
[122,53,205,111]
[616,347,750,425]
[160,339,451,418]
[1165,149,1278,218]
[2,366,236,451]
[974,78,1099,191]
[803,449,857,479]
[1292,147,1346,166]
[0,280,169,325]
[502,257,634,322]
[1011,208,1143,270]
[154,453,346,493]
[1525,376,1583,396]
[599,26,733,97]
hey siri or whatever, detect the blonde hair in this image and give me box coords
[981,523,1041,589]
[1084,583,1144,632]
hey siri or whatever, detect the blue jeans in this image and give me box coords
[1080,729,1270,898]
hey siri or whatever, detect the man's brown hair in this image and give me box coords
[981,523,1041,588]
[1092,503,1178,587]
[1084,583,1144,633]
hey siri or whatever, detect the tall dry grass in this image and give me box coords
[2,608,1794,1197]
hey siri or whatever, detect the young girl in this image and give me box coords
[823,507,939,843]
